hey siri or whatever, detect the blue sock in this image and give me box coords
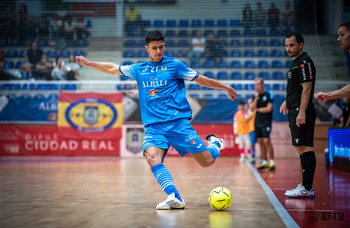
[151,163,181,201]
[208,143,220,161]
[251,144,255,158]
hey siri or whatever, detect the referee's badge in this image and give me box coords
[263,96,267,101]
[288,71,292,79]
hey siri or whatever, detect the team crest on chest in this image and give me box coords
[161,66,167,72]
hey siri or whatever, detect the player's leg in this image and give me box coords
[145,146,185,209]
[237,135,245,162]
[143,124,185,210]
[285,108,316,198]
[249,131,256,164]
[257,137,268,169]
[243,134,251,160]
[190,134,225,167]
[264,137,275,170]
[167,119,225,167]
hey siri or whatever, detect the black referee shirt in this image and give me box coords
[286,52,316,109]
[252,90,274,124]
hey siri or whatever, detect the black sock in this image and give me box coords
[301,151,316,190]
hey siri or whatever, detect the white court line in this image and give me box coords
[248,164,300,228]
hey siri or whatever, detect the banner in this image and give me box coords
[0,94,58,123]
[120,124,145,158]
[0,125,120,156]
[58,92,123,139]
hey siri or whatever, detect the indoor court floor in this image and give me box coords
[0,153,349,228]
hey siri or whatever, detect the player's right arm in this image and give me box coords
[314,84,350,102]
[76,56,122,75]
[249,93,259,111]
[279,101,288,115]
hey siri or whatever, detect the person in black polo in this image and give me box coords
[280,32,316,198]
[250,77,275,171]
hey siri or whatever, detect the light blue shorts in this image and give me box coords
[143,118,208,158]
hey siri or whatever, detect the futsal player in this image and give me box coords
[246,98,257,164]
[76,31,237,209]
[249,77,276,171]
[233,101,251,162]
[314,20,350,102]
[280,32,317,198]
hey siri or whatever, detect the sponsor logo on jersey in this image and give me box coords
[307,62,313,79]
[142,80,168,88]
[148,89,158,96]
[185,134,198,142]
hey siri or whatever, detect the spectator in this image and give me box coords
[0,47,4,59]
[75,16,90,40]
[56,4,68,20]
[242,3,253,30]
[38,15,50,40]
[267,2,280,32]
[188,30,205,62]
[281,1,294,34]
[17,3,28,19]
[49,14,63,41]
[341,97,350,126]
[11,12,26,44]
[205,32,222,63]
[32,53,53,80]
[0,11,11,40]
[63,15,75,46]
[125,4,141,33]
[25,16,38,45]
[0,57,12,80]
[65,54,81,80]
[26,41,44,70]
[51,57,67,80]
[254,2,266,28]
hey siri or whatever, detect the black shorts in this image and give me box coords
[254,122,272,138]
[288,106,316,147]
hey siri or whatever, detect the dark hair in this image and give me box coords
[239,101,245,105]
[145,31,164,45]
[286,32,304,44]
[338,20,350,31]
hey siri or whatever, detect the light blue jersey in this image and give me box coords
[119,56,199,127]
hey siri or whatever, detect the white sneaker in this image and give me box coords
[206,134,225,150]
[285,183,315,198]
[156,193,185,210]
[239,157,245,163]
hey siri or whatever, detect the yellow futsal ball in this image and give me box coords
[209,187,232,211]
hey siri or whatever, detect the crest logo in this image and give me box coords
[148,89,158,96]
[84,106,99,125]
[191,140,197,144]
[161,66,168,72]
[65,98,118,133]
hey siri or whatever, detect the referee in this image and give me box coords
[280,32,316,198]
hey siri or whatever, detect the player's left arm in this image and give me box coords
[194,75,237,100]
[296,82,312,127]
[256,103,273,113]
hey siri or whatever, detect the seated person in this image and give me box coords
[32,53,53,80]
[188,30,206,62]
[65,54,81,80]
[74,16,90,40]
[125,4,142,33]
[51,57,67,80]
[205,32,223,63]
